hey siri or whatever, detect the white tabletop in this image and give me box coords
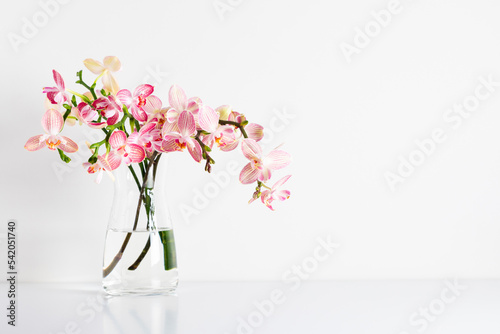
[0,280,499,334]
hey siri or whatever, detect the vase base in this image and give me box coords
[103,285,178,296]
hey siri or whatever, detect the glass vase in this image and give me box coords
[102,153,178,296]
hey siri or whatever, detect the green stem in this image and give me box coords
[219,119,248,138]
[128,154,173,272]
[128,165,141,191]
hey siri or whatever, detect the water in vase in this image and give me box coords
[103,228,178,295]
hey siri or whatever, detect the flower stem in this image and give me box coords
[103,152,158,278]
[127,154,168,272]
[218,119,248,138]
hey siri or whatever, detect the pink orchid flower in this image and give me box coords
[143,95,176,130]
[116,85,154,122]
[83,56,121,94]
[83,153,120,184]
[43,70,70,105]
[198,105,237,151]
[257,175,292,210]
[239,139,291,184]
[109,130,146,166]
[162,110,202,162]
[228,111,264,142]
[25,109,78,153]
[128,122,156,153]
[82,142,120,183]
[166,85,201,124]
[92,95,121,125]
[76,102,107,129]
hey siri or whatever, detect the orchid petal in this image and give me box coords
[245,123,264,142]
[216,105,231,121]
[42,109,63,135]
[106,111,119,125]
[83,58,105,74]
[102,72,120,94]
[24,135,47,151]
[274,190,291,201]
[116,89,132,107]
[98,152,121,171]
[127,144,146,164]
[58,136,78,153]
[133,84,154,98]
[144,95,162,114]
[103,56,121,72]
[166,108,179,123]
[109,130,127,149]
[130,105,148,122]
[88,122,107,129]
[264,150,291,170]
[219,139,239,152]
[169,85,187,112]
[258,166,272,182]
[177,111,196,137]
[198,105,219,133]
[241,138,262,161]
[187,139,202,162]
[140,122,156,134]
[186,97,201,114]
[162,120,179,134]
[52,70,65,90]
[239,162,259,184]
[161,135,182,152]
[272,175,292,190]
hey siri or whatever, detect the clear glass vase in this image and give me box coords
[102,153,178,296]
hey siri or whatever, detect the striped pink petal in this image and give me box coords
[42,109,64,135]
[98,152,121,171]
[134,84,154,98]
[245,123,264,142]
[258,166,272,182]
[239,162,259,184]
[166,108,180,123]
[58,136,78,153]
[187,139,202,162]
[88,122,107,129]
[241,138,262,161]
[186,97,201,114]
[53,70,65,90]
[177,111,196,137]
[162,136,182,152]
[130,105,148,122]
[272,175,291,190]
[109,130,127,149]
[106,111,119,125]
[126,144,146,164]
[264,150,291,170]
[169,85,187,112]
[24,135,47,151]
[274,190,290,201]
[219,139,239,152]
[144,95,162,114]
[198,105,219,133]
[116,89,132,107]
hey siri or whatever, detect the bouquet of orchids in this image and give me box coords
[24,56,292,210]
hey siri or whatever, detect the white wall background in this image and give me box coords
[1,0,500,282]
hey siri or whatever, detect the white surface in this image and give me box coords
[0,281,499,333]
[1,0,500,282]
